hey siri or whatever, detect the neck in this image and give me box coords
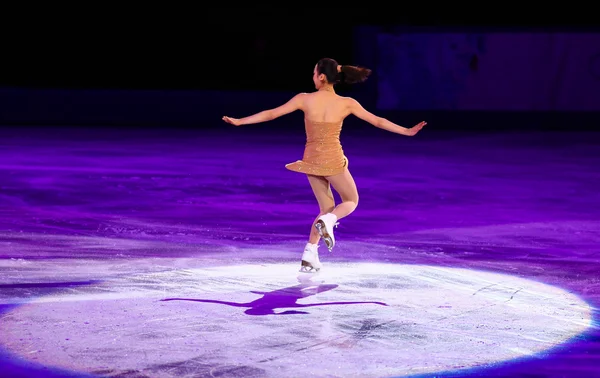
[319,84,335,93]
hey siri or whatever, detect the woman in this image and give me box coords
[223,58,426,273]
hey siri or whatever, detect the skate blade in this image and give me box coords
[315,221,333,251]
[300,260,320,273]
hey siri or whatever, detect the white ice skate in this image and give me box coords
[315,213,339,252]
[300,243,322,273]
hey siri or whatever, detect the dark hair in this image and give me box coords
[316,58,372,85]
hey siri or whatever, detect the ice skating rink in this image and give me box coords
[0,127,599,377]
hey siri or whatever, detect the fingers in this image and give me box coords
[222,116,240,126]
[409,121,426,136]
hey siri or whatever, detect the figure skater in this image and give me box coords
[223,58,426,273]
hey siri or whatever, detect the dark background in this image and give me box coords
[3,10,359,91]
[1,9,598,130]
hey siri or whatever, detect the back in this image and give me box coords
[302,91,350,123]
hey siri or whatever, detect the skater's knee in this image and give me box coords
[342,191,358,208]
[346,197,358,214]
[349,200,358,213]
[348,195,359,210]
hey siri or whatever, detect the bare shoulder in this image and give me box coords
[339,96,361,108]
[342,96,379,124]
[293,92,309,102]
[338,95,357,102]
[289,92,308,107]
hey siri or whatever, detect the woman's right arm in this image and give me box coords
[347,98,426,136]
[223,93,306,126]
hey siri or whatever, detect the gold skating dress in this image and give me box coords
[285,118,348,177]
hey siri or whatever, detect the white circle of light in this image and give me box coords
[0,262,592,377]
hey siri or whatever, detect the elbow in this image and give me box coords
[374,116,385,128]
[265,110,277,121]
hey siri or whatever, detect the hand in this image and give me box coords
[406,121,426,136]
[222,116,242,126]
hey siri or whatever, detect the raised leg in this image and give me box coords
[315,168,360,251]
[326,168,359,220]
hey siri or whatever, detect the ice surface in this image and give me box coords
[0,262,592,377]
[1,128,600,377]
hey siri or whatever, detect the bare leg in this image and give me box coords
[325,168,359,220]
[307,174,335,244]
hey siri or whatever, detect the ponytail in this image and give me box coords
[316,58,372,85]
[339,65,372,84]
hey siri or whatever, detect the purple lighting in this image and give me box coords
[0,126,599,377]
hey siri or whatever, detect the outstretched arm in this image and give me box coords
[223,93,306,126]
[347,98,426,136]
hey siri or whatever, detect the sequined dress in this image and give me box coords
[285,118,348,177]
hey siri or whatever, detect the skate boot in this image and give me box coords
[300,243,322,273]
[315,213,339,252]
